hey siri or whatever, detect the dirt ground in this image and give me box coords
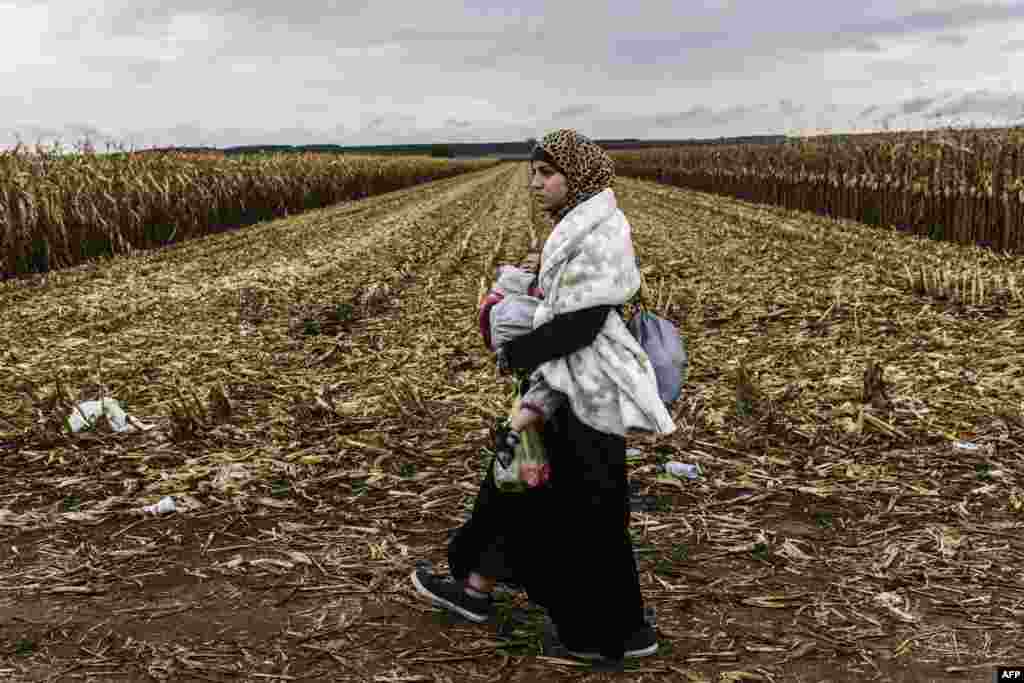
[2,163,1023,682]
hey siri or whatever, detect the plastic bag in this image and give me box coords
[493,399,551,493]
[66,398,152,433]
[627,311,688,405]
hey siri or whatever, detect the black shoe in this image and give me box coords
[410,568,493,623]
[566,625,659,660]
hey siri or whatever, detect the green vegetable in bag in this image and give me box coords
[493,399,551,493]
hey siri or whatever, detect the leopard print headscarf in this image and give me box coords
[532,129,616,223]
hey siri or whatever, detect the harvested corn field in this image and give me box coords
[2,162,1023,682]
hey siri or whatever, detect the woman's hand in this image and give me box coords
[495,347,512,376]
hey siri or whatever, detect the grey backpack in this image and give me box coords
[627,309,688,406]
[625,260,688,406]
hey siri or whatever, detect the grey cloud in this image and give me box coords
[124,60,164,86]
[901,96,937,115]
[840,3,1024,39]
[89,0,372,38]
[779,99,804,116]
[613,33,731,64]
[294,102,331,114]
[15,1,1024,150]
[836,37,884,53]
[729,3,1024,58]
[934,34,968,46]
[292,97,335,114]
[177,126,257,146]
[650,104,757,129]
[394,21,550,70]
[163,122,207,145]
[44,1,1024,75]
[861,89,1024,130]
[31,4,835,91]
[463,52,501,69]
[45,1,377,65]
[361,114,418,135]
[268,126,327,142]
[380,23,536,68]
[859,104,880,119]
[114,122,337,149]
[388,27,521,44]
[301,78,352,98]
[654,107,712,127]
[552,105,597,120]
[376,24,742,83]
[100,7,175,40]
[567,104,788,140]
[79,57,166,86]
[924,91,1024,120]
[66,123,113,140]
[710,105,758,125]
[863,57,937,82]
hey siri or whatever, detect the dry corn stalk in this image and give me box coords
[608,129,1024,253]
[735,363,762,417]
[357,282,391,310]
[208,383,232,423]
[862,361,890,410]
[906,258,1018,305]
[1,145,496,279]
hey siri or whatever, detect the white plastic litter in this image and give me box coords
[143,496,176,515]
[657,461,700,479]
[66,398,153,433]
[952,440,980,451]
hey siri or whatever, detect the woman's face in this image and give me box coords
[529,161,569,213]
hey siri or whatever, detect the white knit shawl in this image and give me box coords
[532,188,676,436]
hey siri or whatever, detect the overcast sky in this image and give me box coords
[3,0,1024,151]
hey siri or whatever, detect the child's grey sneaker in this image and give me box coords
[410,568,493,623]
[566,625,659,660]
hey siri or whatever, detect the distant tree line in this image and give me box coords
[134,135,789,159]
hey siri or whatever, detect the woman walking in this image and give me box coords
[411,129,676,661]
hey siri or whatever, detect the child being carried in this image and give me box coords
[478,254,562,484]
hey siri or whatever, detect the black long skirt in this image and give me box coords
[447,397,647,659]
